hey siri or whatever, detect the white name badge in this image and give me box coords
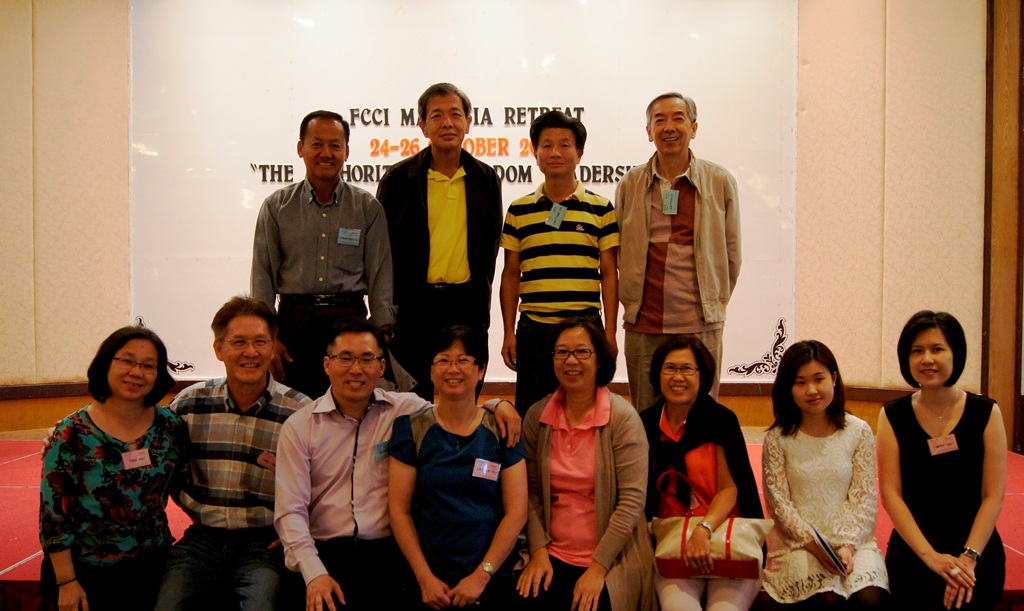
[928,434,959,456]
[122,448,152,470]
[472,458,501,481]
[545,203,568,228]
[337,227,361,246]
[662,189,679,215]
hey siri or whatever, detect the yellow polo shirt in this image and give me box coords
[426,167,471,284]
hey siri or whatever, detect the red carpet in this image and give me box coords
[3,441,1024,607]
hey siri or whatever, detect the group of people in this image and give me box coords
[37,79,1006,611]
[250,83,739,418]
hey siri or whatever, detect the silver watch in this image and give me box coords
[480,561,496,576]
[697,521,714,535]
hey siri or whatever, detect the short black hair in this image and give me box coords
[529,110,587,153]
[417,83,472,124]
[87,326,175,407]
[769,340,847,436]
[326,317,387,357]
[432,325,488,399]
[549,316,616,387]
[299,110,351,144]
[648,334,716,405]
[896,310,967,388]
[211,295,278,340]
[432,325,489,367]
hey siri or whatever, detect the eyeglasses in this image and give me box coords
[431,356,479,369]
[662,364,699,377]
[552,348,594,361]
[223,337,273,351]
[112,357,159,374]
[327,352,383,368]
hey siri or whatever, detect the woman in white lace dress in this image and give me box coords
[762,340,889,609]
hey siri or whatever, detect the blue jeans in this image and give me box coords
[155,525,298,611]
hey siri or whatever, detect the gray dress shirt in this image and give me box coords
[251,178,396,326]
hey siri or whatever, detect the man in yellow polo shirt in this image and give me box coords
[499,110,620,414]
[377,83,503,400]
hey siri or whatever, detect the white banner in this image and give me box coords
[130,0,797,384]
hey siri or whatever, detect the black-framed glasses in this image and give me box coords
[662,364,699,377]
[431,356,479,369]
[224,337,273,351]
[552,348,594,361]
[327,352,383,368]
[112,357,159,374]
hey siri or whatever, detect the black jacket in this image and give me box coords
[375,147,502,327]
[641,394,764,521]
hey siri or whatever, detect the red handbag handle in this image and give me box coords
[656,467,713,515]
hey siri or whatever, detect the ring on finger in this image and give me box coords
[950,567,962,576]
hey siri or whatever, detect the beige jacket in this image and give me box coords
[615,150,741,326]
[524,391,657,611]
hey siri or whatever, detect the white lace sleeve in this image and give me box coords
[830,420,878,545]
[762,428,814,545]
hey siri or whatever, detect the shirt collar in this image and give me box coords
[539,386,612,431]
[658,406,685,442]
[222,374,274,415]
[304,178,343,207]
[536,180,585,204]
[313,386,389,418]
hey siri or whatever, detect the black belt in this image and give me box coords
[426,282,471,294]
[279,293,365,307]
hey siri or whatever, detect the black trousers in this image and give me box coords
[277,295,367,399]
[311,536,417,611]
[392,282,490,401]
[41,546,169,611]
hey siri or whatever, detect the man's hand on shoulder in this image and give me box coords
[272,338,293,381]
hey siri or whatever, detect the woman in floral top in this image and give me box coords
[40,326,186,611]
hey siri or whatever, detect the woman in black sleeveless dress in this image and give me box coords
[877,311,1006,610]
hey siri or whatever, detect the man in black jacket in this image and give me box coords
[376,83,503,400]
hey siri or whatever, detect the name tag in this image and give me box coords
[928,434,959,456]
[374,440,390,462]
[337,228,361,246]
[473,458,500,481]
[122,448,152,470]
[545,203,568,228]
[256,451,277,470]
[662,189,679,215]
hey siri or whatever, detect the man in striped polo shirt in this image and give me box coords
[499,110,620,415]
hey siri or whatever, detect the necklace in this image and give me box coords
[920,389,960,421]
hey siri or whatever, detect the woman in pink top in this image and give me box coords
[517,317,656,611]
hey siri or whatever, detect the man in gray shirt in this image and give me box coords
[251,110,396,399]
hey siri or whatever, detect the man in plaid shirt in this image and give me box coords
[155,296,312,610]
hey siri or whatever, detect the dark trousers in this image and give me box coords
[277,295,367,399]
[312,536,417,611]
[41,546,169,611]
[520,555,612,611]
[514,310,602,416]
[393,282,490,401]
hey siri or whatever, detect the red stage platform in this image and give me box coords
[3,441,1024,609]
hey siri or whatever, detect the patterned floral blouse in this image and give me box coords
[40,405,188,565]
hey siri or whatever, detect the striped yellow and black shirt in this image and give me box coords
[500,182,619,324]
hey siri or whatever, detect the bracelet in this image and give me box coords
[697,521,714,536]
[961,547,981,561]
[56,576,77,587]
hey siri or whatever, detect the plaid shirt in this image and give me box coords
[170,376,312,529]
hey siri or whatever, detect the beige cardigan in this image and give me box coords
[524,391,657,611]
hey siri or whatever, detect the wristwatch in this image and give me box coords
[961,547,981,561]
[697,521,714,536]
[480,561,496,576]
